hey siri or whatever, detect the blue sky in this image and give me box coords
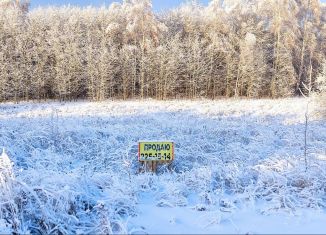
[31,0,209,11]
[30,0,326,11]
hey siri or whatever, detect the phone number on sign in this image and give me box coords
[140,152,172,161]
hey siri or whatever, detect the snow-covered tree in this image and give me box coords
[257,0,298,97]
[0,0,29,12]
[0,0,325,101]
[315,60,326,116]
[295,0,321,95]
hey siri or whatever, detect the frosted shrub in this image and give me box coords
[0,149,19,234]
[0,149,14,192]
[253,155,326,213]
[0,150,133,234]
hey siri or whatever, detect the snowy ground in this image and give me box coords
[0,98,325,234]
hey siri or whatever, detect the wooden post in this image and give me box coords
[138,160,173,173]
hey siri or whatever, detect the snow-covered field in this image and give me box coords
[0,98,325,234]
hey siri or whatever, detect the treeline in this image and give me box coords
[0,0,325,101]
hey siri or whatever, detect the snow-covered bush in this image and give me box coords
[0,150,133,234]
[252,155,326,213]
[0,149,16,234]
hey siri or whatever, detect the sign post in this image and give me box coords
[138,141,174,173]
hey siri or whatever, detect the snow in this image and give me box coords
[0,98,325,234]
[132,198,326,234]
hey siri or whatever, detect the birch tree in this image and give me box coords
[295,0,321,95]
[0,0,325,101]
[259,0,298,97]
[315,60,326,116]
[121,0,166,98]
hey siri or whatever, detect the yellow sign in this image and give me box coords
[138,141,174,161]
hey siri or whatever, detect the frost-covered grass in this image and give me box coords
[0,98,325,234]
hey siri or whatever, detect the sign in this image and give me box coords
[138,141,174,161]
